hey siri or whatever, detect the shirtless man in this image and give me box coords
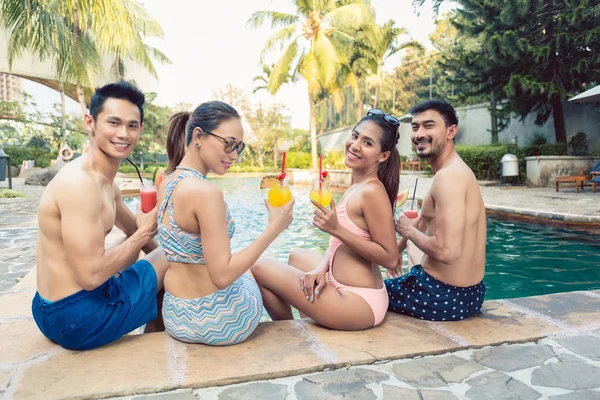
[32,81,168,350]
[385,100,486,321]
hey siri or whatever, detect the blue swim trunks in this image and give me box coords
[384,265,486,321]
[31,259,158,350]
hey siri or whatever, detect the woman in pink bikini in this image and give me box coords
[251,110,401,330]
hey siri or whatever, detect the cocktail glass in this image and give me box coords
[309,174,332,207]
[268,180,292,207]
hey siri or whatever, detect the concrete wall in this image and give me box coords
[525,156,600,186]
[454,102,600,151]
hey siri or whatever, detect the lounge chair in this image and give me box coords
[590,160,600,193]
[555,161,600,193]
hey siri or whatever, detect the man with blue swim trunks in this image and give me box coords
[32,81,168,350]
[385,100,486,321]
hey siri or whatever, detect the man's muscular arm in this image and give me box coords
[59,177,156,290]
[399,170,466,265]
[114,183,158,253]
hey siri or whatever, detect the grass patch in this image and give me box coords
[0,189,26,198]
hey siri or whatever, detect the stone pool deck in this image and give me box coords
[2,270,600,399]
[1,176,599,399]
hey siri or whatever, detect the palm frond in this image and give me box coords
[268,38,301,94]
[260,24,299,64]
[247,11,299,30]
[323,3,373,33]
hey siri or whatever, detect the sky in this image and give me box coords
[22,0,454,128]
[137,0,455,129]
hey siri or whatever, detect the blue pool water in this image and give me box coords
[126,177,600,300]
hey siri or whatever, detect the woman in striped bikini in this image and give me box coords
[157,101,294,345]
[251,110,401,330]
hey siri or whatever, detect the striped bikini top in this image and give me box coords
[157,166,235,264]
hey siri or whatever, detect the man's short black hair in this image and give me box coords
[89,81,145,123]
[409,99,458,127]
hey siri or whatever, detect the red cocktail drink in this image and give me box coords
[140,185,157,213]
[404,209,419,219]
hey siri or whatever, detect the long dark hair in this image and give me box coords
[358,115,400,209]
[165,101,240,174]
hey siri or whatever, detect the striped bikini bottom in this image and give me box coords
[162,274,263,346]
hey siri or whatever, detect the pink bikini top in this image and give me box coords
[328,179,377,267]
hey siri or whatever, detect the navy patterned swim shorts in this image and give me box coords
[384,265,486,321]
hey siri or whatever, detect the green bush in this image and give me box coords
[539,143,567,155]
[2,146,57,169]
[569,132,588,156]
[0,189,26,198]
[530,134,547,146]
[324,150,347,170]
[285,151,311,169]
[455,144,525,181]
[524,145,540,157]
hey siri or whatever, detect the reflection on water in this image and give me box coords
[125,176,600,301]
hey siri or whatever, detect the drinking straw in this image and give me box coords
[280,151,286,186]
[126,157,144,187]
[410,178,419,210]
[319,153,323,190]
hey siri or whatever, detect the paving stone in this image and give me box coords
[440,301,561,346]
[392,355,483,388]
[217,382,288,400]
[471,344,555,371]
[382,385,420,400]
[180,320,376,388]
[294,368,388,400]
[0,369,14,391]
[465,371,541,400]
[531,360,600,390]
[134,392,197,400]
[302,313,459,361]
[549,391,600,400]
[510,292,600,328]
[12,333,173,400]
[554,335,600,361]
[420,390,460,400]
[0,291,34,319]
[0,320,57,364]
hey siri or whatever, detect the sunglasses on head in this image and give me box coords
[367,109,400,127]
[204,130,246,155]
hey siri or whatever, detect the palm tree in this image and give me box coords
[248,0,373,169]
[354,20,422,109]
[1,0,170,118]
[252,63,294,94]
[101,1,171,81]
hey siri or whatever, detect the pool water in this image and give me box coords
[126,177,600,300]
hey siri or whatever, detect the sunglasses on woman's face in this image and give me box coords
[367,109,400,127]
[204,131,246,155]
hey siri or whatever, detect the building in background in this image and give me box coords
[0,73,21,102]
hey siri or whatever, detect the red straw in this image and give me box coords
[319,153,323,190]
[281,151,286,186]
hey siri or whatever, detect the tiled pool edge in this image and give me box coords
[485,204,600,227]
[1,270,600,400]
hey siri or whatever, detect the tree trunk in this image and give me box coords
[60,83,67,147]
[544,0,567,144]
[73,9,88,116]
[551,94,567,144]
[490,88,498,144]
[309,93,317,169]
[392,81,396,115]
[77,84,87,116]
[373,64,382,109]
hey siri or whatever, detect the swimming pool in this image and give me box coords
[125,176,600,300]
